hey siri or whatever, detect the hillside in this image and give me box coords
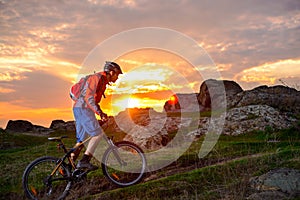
[1,80,300,199]
[1,126,300,199]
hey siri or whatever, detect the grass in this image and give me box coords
[89,143,300,200]
[0,124,299,200]
[88,149,300,200]
[0,131,76,197]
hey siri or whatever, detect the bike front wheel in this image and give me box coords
[22,156,72,200]
[102,141,147,187]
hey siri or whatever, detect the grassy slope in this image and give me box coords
[0,131,76,199]
[87,127,300,200]
[0,125,299,200]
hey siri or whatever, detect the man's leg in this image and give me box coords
[76,108,103,170]
[71,142,84,162]
[85,134,103,156]
[77,134,102,170]
[72,107,86,162]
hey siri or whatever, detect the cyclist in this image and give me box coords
[72,61,123,170]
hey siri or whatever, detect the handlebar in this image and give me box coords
[99,119,107,125]
[48,136,68,142]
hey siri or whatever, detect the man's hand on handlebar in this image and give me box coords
[98,113,108,126]
[96,104,108,120]
[100,112,108,121]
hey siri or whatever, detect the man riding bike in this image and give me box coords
[71,61,123,170]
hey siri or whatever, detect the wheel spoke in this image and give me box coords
[102,142,146,186]
[22,156,72,200]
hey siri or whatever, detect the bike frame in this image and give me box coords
[23,120,146,200]
[48,132,122,180]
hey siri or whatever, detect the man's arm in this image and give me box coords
[84,75,102,115]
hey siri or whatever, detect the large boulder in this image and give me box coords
[190,105,296,136]
[115,108,169,150]
[114,108,190,150]
[5,120,34,133]
[223,105,296,135]
[164,93,201,113]
[5,120,52,134]
[232,85,300,113]
[197,79,243,110]
[248,168,300,199]
[50,120,75,132]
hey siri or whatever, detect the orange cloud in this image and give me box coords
[235,59,300,86]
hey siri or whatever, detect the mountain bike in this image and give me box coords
[22,120,147,200]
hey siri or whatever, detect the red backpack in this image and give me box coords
[69,75,91,101]
[69,73,106,101]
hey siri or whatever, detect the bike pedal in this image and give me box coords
[72,169,87,178]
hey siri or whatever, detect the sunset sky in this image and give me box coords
[1,0,299,128]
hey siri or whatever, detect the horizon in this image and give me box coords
[1,0,299,128]
[2,79,299,129]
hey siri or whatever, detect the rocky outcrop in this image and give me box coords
[114,108,191,150]
[181,79,299,136]
[231,85,300,113]
[115,108,168,150]
[5,80,299,147]
[50,120,75,132]
[247,168,300,199]
[197,79,300,114]
[5,120,53,134]
[5,120,33,133]
[190,105,296,136]
[164,93,202,112]
[221,105,295,135]
[197,79,243,110]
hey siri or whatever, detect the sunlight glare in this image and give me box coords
[128,98,140,108]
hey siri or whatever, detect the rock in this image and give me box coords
[50,120,75,132]
[196,79,300,114]
[5,120,53,135]
[164,95,181,112]
[234,85,300,114]
[5,120,34,133]
[115,108,169,150]
[50,120,66,129]
[114,108,192,150]
[164,93,202,113]
[246,191,288,200]
[189,105,296,137]
[33,125,53,135]
[222,105,296,135]
[248,168,300,199]
[197,79,243,110]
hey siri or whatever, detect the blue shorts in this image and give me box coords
[73,107,102,143]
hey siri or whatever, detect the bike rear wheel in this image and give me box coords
[102,141,146,187]
[22,156,72,200]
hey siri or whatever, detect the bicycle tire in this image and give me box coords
[22,156,72,200]
[101,141,147,187]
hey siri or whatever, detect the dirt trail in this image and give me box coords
[66,152,274,199]
[143,152,272,182]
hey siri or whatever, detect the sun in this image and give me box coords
[127,98,140,108]
[112,97,142,112]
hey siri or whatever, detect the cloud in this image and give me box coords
[2,0,299,76]
[0,70,72,108]
[235,59,300,89]
[0,0,299,127]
